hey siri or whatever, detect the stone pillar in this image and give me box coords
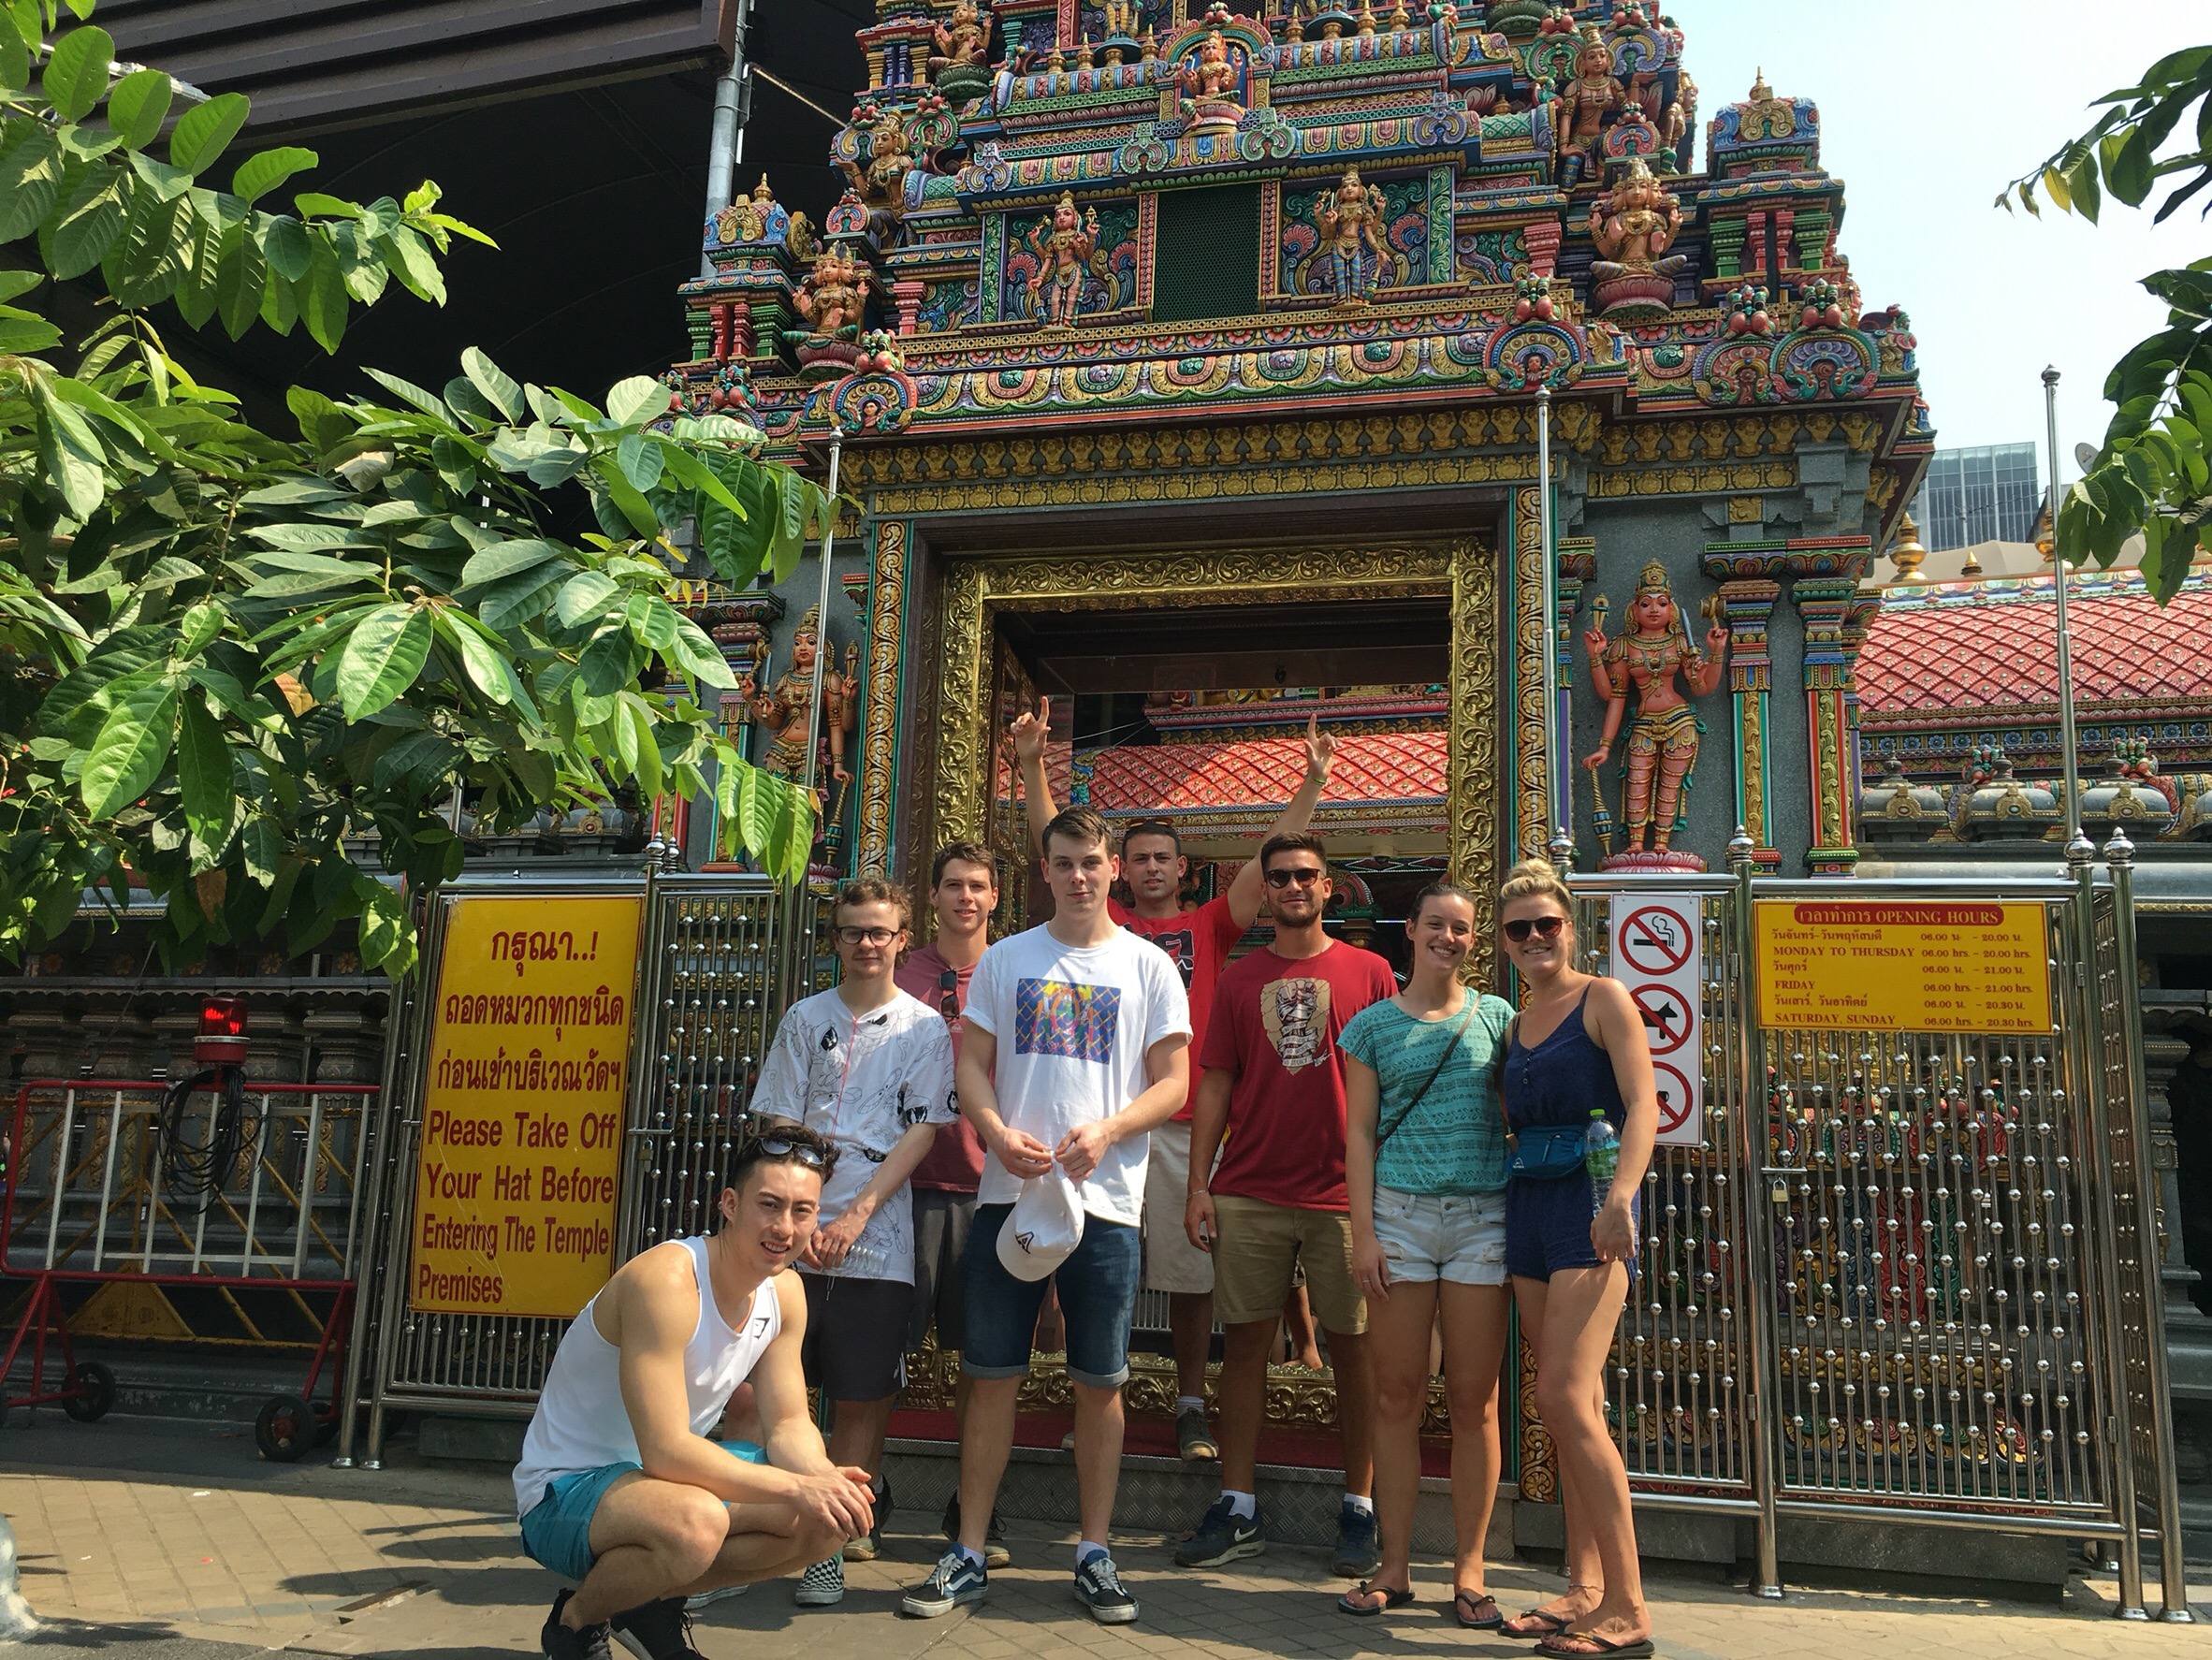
[893,277,924,337]
[82,1006,155,1081]
[1716,578,1782,866]
[7,1005,76,1082]
[1793,576,1863,874]
[306,1002,386,1085]
[240,1004,306,1084]
[1522,216,1561,279]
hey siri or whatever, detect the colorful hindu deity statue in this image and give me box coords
[930,0,993,101]
[1178,28,1244,135]
[1026,191,1100,328]
[1581,561,1730,869]
[794,249,866,337]
[735,608,859,792]
[1312,167,1388,306]
[1553,25,1626,189]
[1586,157,1687,318]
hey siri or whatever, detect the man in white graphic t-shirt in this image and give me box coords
[753,878,956,1608]
[901,806,1190,1627]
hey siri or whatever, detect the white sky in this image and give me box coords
[1681,1,2205,470]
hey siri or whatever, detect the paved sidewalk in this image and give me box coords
[2,1414,2206,1660]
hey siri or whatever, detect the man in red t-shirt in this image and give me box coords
[893,838,1011,1568]
[1013,699,1333,1463]
[1179,832,1395,1580]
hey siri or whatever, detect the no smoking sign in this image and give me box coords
[1608,894,1705,1147]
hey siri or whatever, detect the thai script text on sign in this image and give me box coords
[1753,900,2051,1034]
[409,896,643,1318]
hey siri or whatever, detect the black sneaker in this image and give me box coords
[941,1491,1012,1569]
[1073,1551,1137,1624]
[847,1474,890,1562]
[542,1590,613,1660]
[1172,1494,1264,1568]
[610,1597,704,1660]
[901,1547,987,1618]
[1332,1503,1381,1579]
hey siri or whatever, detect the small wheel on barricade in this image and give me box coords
[63,1361,115,1422]
[257,1394,314,1462]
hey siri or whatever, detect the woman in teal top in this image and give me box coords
[1337,881,1514,1626]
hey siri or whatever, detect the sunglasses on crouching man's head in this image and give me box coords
[1503,915,1566,943]
[745,1135,828,1169]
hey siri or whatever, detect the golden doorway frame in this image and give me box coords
[927,534,1507,962]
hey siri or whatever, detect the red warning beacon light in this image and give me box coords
[195,997,249,1067]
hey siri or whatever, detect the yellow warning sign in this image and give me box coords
[1753,899,2052,1034]
[408,895,642,1318]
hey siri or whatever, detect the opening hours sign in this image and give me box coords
[1753,900,2052,1034]
[408,895,643,1318]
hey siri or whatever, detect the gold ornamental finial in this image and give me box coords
[1890,512,1928,583]
[1635,559,1670,598]
[1750,66,1771,101]
[2033,502,2056,562]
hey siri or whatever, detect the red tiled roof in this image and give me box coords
[1084,731,1446,812]
[1857,578,2212,715]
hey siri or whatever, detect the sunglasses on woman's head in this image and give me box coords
[1503,914,1566,943]
[746,1135,827,1169]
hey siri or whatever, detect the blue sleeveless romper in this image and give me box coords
[1503,986,1639,1282]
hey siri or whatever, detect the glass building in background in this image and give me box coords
[1910,443,2042,552]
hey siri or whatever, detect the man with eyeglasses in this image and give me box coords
[517,1127,872,1660]
[902,805,1190,1626]
[891,839,1012,1565]
[1177,832,1395,1579]
[1011,698,1334,1466]
[751,879,957,1608]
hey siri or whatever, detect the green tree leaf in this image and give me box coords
[605,375,668,427]
[80,678,179,818]
[176,692,235,855]
[215,219,268,338]
[0,21,26,94]
[357,881,413,974]
[255,211,312,280]
[43,23,113,123]
[0,122,63,241]
[50,163,128,279]
[35,382,106,519]
[106,67,174,150]
[335,604,432,719]
[233,146,318,206]
[554,570,620,627]
[461,346,525,421]
[301,232,348,350]
[168,91,252,174]
[458,536,565,589]
[108,182,184,308]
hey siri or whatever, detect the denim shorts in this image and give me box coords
[1505,1174,1641,1284]
[518,1444,766,1582]
[1372,1187,1508,1287]
[962,1202,1142,1389]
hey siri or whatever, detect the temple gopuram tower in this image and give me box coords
[671,0,1931,922]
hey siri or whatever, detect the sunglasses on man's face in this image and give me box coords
[1263,866,1325,889]
[938,968,960,1020]
[1503,914,1566,943]
[746,1135,827,1169]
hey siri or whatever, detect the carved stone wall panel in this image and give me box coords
[858,518,909,876]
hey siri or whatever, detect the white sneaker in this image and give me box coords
[683,1584,749,1611]
[794,1555,845,1608]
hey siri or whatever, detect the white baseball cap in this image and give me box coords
[997,1168,1085,1282]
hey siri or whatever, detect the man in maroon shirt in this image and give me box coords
[1013,700,1333,1463]
[1179,832,1395,1580]
[893,839,1011,1566]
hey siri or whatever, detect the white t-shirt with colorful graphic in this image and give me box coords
[963,923,1192,1227]
[749,986,957,1283]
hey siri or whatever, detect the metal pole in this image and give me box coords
[1728,825,1783,1599]
[701,0,755,279]
[2043,367,2089,864]
[1536,386,1572,870]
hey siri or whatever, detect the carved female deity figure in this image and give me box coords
[1554,26,1625,187]
[1582,561,1729,861]
[735,609,857,789]
[930,0,988,74]
[1588,157,1684,274]
[1181,28,1240,102]
[1313,167,1388,306]
[1026,191,1099,327]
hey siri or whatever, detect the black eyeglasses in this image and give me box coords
[938,968,960,1020]
[834,925,901,946]
[1503,915,1566,943]
[745,1134,827,1169]
[1263,866,1325,888]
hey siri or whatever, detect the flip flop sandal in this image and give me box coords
[1337,1581,1415,1617]
[1455,1591,1506,1631]
[1502,1609,1573,1639]
[1535,1635,1656,1658]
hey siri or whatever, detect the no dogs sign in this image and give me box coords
[1608,894,1704,1147]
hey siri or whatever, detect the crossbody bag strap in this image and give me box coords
[1373,996,1479,1156]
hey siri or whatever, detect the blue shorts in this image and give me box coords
[962,1203,1141,1390]
[1505,1175,1641,1284]
[518,1442,767,1582]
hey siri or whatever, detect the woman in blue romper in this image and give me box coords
[1495,859,1658,1659]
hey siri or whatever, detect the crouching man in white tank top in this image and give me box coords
[515,1126,875,1660]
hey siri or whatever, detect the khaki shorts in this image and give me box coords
[1211,1194,1367,1335]
[1142,1120,1215,1296]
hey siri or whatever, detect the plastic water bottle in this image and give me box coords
[1584,1109,1620,1218]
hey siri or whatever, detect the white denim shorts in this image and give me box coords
[1372,1187,1509,1287]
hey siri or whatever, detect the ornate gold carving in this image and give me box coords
[930,541,1502,927]
[1591,461,1796,498]
[1517,1316,1556,1501]
[1739,692,1766,851]
[1513,483,1550,866]
[1813,686,1845,847]
[858,518,908,876]
[1726,493,1764,524]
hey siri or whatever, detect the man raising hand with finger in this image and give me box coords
[1012,699,1335,1463]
